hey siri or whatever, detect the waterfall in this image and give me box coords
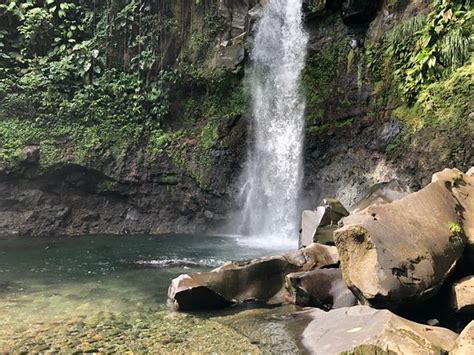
[237,0,308,246]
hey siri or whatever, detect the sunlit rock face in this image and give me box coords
[301,306,458,354]
[168,243,339,311]
[334,168,470,310]
[236,0,309,243]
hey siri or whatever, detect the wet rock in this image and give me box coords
[451,276,474,314]
[367,118,402,152]
[379,118,400,146]
[216,34,246,69]
[248,4,262,22]
[203,210,224,221]
[299,199,349,248]
[125,208,142,222]
[301,306,457,354]
[451,321,474,355]
[285,268,357,309]
[349,179,411,214]
[168,243,339,311]
[335,168,469,309]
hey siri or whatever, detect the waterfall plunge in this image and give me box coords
[237,0,308,247]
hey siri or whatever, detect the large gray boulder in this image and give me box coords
[285,268,357,309]
[335,168,469,309]
[301,306,458,354]
[451,321,474,355]
[168,243,339,311]
[451,276,474,314]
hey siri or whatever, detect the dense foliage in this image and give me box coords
[367,0,473,102]
[0,0,471,178]
[366,0,474,158]
[0,0,245,172]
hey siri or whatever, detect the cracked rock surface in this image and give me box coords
[334,168,471,309]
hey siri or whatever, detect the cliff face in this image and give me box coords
[301,0,473,208]
[0,0,472,237]
[0,0,257,236]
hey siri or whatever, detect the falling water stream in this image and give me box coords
[238,0,308,246]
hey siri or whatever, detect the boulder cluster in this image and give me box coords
[168,168,474,354]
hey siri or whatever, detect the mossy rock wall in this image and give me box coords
[301,0,473,208]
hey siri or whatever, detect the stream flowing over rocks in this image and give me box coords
[168,167,474,354]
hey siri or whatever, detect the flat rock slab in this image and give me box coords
[168,243,339,311]
[335,168,469,309]
[451,276,474,314]
[302,306,457,355]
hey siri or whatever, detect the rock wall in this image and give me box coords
[0,0,256,237]
[301,0,473,209]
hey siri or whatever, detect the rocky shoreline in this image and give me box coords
[168,168,474,354]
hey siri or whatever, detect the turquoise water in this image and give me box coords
[0,234,303,353]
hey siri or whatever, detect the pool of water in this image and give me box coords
[0,234,305,353]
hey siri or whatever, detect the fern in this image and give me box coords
[438,26,472,72]
[387,15,427,45]
[379,0,473,101]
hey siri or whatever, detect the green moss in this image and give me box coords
[336,118,354,129]
[157,174,180,185]
[200,119,220,150]
[393,105,424,133]
[302,36,346,126]
[347,48,356,73]
[366,0,471,102]
[417,58,473,130]
[307,0,326,14]
[96,179,119,193]
[170,143,215,189]
[342,344,396,355]
[40,142,64,168]
[306,117,354,136]
[388,57,473,156]
[190,31,211,60]
[147,129,183,158]
[448,221,463,237]
[306,123,330,135]
[0,117,141,170]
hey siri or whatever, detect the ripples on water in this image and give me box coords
[0,234,304,352]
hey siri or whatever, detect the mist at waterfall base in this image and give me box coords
[234,0,309,249]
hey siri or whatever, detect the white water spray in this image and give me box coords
[237,0,308,246]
